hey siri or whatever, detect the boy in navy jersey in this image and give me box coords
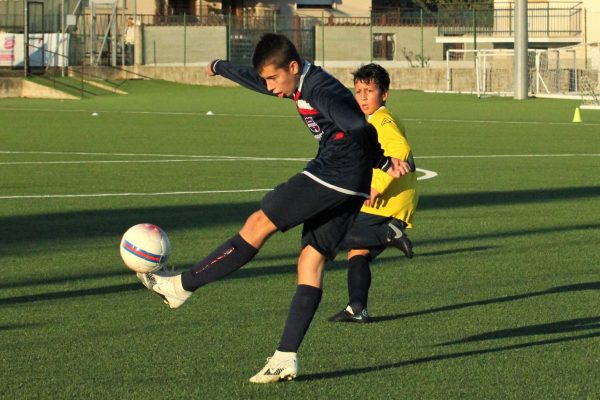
[137,33,411,383]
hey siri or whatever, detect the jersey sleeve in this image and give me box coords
[211,59,273,96]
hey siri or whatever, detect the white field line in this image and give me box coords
[1,150,599,161]
[1,106,599,126]
[416,153,600,159]
[0,189,272,200]
[2,151,599,200]
[0,150,309,161]
[0,149,438,199]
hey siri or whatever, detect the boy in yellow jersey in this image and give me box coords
[329,63,418,323]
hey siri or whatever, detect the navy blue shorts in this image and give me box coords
[261,173,365,261]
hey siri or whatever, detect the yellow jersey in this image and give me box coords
[361,106,418,227]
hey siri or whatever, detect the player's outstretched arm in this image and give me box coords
[206,59,273,96]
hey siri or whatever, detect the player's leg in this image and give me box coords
[137,209,277,308]
[250,189,363,383]
[341,213,413,258]
[329,248,374,323]
[137,173,333,309]
[249,245,326,384]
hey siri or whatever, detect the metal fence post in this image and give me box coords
[227,12,231,60]
[420,8,424,67]
[183,12,186,66]
[321,11,324,67]
[473,7,477,51]
[369,11,372,63]
[24,0,28,76]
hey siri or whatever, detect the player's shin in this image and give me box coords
[347,254,371,313]
[278,284,322,352]
[180,233,258,291]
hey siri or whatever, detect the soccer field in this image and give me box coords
[1,80,599,399]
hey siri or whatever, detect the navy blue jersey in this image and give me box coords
[211,60,387,197]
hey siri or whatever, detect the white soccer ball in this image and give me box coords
[120,223,171,273]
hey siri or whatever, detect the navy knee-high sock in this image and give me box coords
[180,234,258,292]
[347,255,371,313]
[278,284,322,353]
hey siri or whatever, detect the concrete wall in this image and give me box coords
[0,78,79,99]
[314,26,444,64]
[142,25,227,65]
[139,25,444,65]
[75,65,453,91]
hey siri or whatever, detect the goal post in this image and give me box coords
[446,49,532,97]
[445,45,600,106]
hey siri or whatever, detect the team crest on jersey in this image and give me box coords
[304,116,321,134]
[381,117,395,126]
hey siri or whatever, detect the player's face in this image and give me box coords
[354,79,388,116]
[259,61,300,98]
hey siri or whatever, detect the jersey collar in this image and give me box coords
[293,61,311,101]
[367,105,387,121]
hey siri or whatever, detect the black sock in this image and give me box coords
[347,255,371,313]
[278,284,322,353]
[180,234,258,292]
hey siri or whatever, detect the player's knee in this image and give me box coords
[347,249,370,260]
[244,210,276,235]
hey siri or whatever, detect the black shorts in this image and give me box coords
[340,212,402,261]
[261,173,365,261]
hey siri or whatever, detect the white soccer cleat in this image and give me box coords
[136,271,192,309]
[249,351,298,384]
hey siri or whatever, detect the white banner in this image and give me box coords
[0,33,70,67]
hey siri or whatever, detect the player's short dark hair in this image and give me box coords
[352,63,390,93]
[252,33,302,71]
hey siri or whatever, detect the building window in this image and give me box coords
[373,33,394,60]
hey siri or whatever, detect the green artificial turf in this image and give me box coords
[1,80,599,399]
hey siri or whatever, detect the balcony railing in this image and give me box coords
[438,2,582,38]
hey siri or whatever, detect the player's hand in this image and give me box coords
[364,188,380,207]
[206,62,216,76]
[386,157,412,178]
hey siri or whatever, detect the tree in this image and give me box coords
[372,0,493,12]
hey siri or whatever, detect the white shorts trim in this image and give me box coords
[302,171,369,199]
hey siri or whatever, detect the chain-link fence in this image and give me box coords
[0,2,587,81]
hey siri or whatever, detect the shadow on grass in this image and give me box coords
[0,323,43,331]
[439,316,600,346]
[0,201,259,252]
[419,186,600,210]
[373,281,600,323]
[0,252,300,290]
[0,258,348,305]
[415,245,495,257]
[1,186,599,252]
[0,258,349,305]
[0,283,140,305]
[300,324,600,382]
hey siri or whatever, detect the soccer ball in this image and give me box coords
[120,223,171,273]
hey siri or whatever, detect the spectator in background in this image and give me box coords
[124,17,135,65]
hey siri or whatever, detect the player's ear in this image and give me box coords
[382,90,389,102]
[288,60,300,75]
